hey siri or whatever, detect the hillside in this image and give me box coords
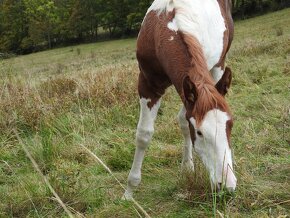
[0,8,289,217]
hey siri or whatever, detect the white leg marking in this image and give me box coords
[123,98,161,200]
[178,106,194,172]
[211,66,224,84]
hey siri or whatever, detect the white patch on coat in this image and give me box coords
[189,109,237,190]
[123,98,161,200]
[169,36,174,41]
[211,66,224,84]
[167,18,178,32]
[147,0,226,70]
[147,0,174,14]
[141,0,174,27]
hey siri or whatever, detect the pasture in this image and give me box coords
[0,8,289,217]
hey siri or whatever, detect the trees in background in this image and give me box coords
[24,0,59,50]
[232,0,290,19]
[0,0,289,54]
[0,0,28,53]
[0,0,152,53]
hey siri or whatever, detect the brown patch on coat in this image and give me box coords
[215,66,232,96]
[136,11,176,108]
[226,119,233,147]
[136,10,190,108]
[189,121,196,145]
[216,0,234,68]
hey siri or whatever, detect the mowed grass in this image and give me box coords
[0,8,289,217]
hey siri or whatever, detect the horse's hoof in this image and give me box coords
[122,190,133,201]
[181,161,195,172]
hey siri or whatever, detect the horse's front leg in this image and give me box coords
[123,97,161,200]
[178,106,194,172]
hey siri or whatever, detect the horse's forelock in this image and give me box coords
[193,84,231,126]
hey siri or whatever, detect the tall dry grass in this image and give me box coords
[0,8,289,218]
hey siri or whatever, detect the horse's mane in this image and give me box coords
[182,33,230,125]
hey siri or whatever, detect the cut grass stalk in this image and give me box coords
[13,129,75,218]
[216,209,225,218]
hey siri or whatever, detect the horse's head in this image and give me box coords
[183,67,237,192]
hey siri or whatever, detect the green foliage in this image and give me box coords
[0,0,28,53]
[24,0,59,49]
[232,0,290,18]
[0,0,289,54]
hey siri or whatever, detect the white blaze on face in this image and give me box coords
[190,109,237,190]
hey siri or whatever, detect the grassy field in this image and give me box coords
[0,8,289,217]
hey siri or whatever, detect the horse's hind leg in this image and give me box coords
[178,106,194,172]
[123,72,165,200]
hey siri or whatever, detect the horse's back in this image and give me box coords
[138,0,233,70]
[136,0,233,93]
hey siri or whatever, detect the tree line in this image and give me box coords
[0,0,289,55]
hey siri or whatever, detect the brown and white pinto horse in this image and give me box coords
[123,0,236,200]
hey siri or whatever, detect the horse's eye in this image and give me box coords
[197,131,203,137]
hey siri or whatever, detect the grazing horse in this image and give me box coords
[123,0,236,200]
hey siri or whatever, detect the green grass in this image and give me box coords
[0,9,290,217]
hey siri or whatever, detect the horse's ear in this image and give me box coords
[215,67,232,96]
[183,76,198,108]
